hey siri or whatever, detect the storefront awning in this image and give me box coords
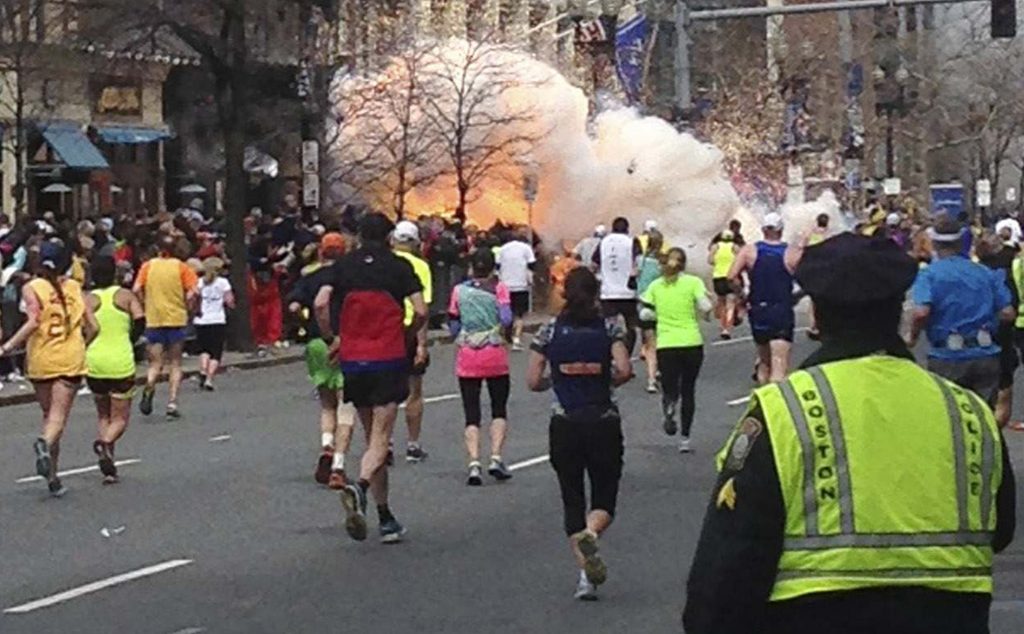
[96,125,172,144]
[40,123,109,170]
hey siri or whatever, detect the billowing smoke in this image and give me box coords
[328,38,739,260]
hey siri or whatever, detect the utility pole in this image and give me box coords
[674,0,691,111]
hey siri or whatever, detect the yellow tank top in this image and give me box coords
[86,286,135,379]
[806,232,826,246]
[141,257,190,327]
[712,243,736,279]
[26,277,87,380]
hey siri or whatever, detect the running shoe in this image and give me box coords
[139,387,155,416]
[198,375,207,390]
[93,440,117,479]
[33,438,51,478]
[720,331,732,341]
[573,530,607,586]
[406,445,428,463]
[340,484,368,541]
[488,458,513,481]
[807,329,821,342]
[48,478,67,498]
[645,379,658,394]
[386,441,395,467]
[662,403,678,436]
[327,470,347,490]
[467,463,483,486]
[679,436,692,453]
[511,338,524,352]
[166,403,181,420]
[315,449,333,485]
[574,572,598,601]
[379,517,407,544]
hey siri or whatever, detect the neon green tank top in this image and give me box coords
[86,286,136,379]
[712,243,735,279]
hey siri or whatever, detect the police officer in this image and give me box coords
[684,233,1015,634]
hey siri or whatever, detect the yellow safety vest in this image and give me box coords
[732,356,1001,602]
[1011,258,1024,328]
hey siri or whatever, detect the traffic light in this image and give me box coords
[991,0,1016,38]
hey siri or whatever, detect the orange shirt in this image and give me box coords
[135,256,198,328]
[25,277,87,380]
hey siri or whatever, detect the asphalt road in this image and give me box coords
[1,321,1022,634]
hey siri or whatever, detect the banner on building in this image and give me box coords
[615,14,649,105]
[931,183,964,217]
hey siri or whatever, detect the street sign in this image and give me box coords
[1007,187,1018,203]
[302,173,319,208]
[976,179,991,207]
[883,177,901,196]
[302,141,319,174]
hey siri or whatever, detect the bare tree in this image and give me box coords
[419,36,544,220]
[0,0,82,216]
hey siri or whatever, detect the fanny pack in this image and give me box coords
[935,330,994,350]
[456,327,504,349]
[552,404,621,425]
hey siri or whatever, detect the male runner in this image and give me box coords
[315,213,427,544]
[728,213,803,384]
[592,217,642,354]
[392,220,432,463]
[133,234,198,419]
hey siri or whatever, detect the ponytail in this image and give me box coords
[41,267,70,334]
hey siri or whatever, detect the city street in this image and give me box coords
[1,323,1022,634]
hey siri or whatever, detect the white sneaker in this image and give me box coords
[573,570,598,601]
[678,436,692,453]
[511,338,524,352]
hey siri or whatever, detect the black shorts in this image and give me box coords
[406,339,430,377]
[195,324,227,361]
[86,376,136,398]
[343,369,411,408]
[750,302,795,345]
[601,299,640,328]
[713,278,735,297]
[510,291,530,318]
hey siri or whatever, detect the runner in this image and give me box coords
[527,267,633,601]
[85,255,145,484]
[641,248,713,452]
[392,220,432,463]
[635,230,664,392]
[707,230,738,340]
[496,227,536,351]
[194,257,234,391]
[314,213,427,544]
[448,248,514,485]
[0,240,98,497]
[133,234,199,419]
[728,213,803,384]
[288,232,353,489]
[593,217,642,354]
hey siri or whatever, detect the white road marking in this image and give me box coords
[711,326,809,347]
[400,393,461,409]
[169,628,206,634]
[208,434,232,443]
[728,396,752,407]
[4,559,193,614]
[15,459,141,484]
[509,455,550,471]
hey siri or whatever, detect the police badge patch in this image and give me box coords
[724,417,763,472]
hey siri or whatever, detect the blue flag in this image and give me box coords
[615,14,649,105]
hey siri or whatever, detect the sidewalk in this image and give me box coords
[0,314,550,408]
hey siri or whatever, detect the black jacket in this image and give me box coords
[682,336,1016,634]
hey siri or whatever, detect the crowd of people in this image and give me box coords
[0,193,1019,629]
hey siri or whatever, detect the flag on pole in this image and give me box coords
[615,14,649,105]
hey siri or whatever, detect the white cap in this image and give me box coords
[595,224,607,237]
[643,220,658,232]
[762,212,784,230]
[98,217,114,231]
[886,212,901,227]
[393,220,421,243]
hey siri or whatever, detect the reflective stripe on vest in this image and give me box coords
[755,356,1001,602]
[1012,258,1024,328]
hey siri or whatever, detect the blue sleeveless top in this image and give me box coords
[750,241,792,306]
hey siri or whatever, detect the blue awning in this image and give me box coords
[96,125,172,144]
[39,123,109,170]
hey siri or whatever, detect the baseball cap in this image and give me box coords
[885,213,901,227]
[762,212,784,230]
[594,224,607,237]
[393,220,421,244]
[39,240,64,270]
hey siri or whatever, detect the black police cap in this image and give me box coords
[795,232,917,305]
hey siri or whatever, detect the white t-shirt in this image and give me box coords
[194,277,232,325]
[497,240,536,293]
[598,233,636,300]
